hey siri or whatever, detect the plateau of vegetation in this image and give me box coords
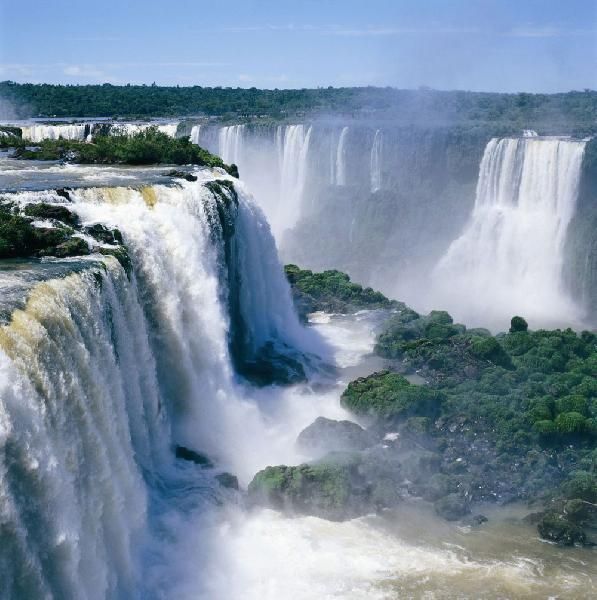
[1,127,237,174]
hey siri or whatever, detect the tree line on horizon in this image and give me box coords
[1,81,596,134]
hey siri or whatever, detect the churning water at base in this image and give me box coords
[145,311,596,600]
[430,136,587,330]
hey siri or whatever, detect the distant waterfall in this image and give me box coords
[21,124,88,142]
[432,136,587,329]
[189,125,202,144]
[335,126,349,186]
[275,124,312,236]
[370,129,382,192]
[0,174,315,597]
[219,125,245,164]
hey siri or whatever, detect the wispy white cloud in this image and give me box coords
[325,26,480,36]
[506,26,597,38]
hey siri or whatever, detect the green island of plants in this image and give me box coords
[269,266,597,545]
[1,127,238,175]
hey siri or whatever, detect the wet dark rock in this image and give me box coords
[99,246,132,275]
[84,223,123,244]
[296,416,374,456]
[434,493,471,521]
[48,237,90,258]
[240,341,306,386]
[167,169,197,182]
[248,453,374,521]
[55,188,71,201]
[538,511,587,546]
[216,472,239,490]
[24,202,78,226]
[175,445,214,468]
[463,514,488,526]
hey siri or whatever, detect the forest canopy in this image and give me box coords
[1,82,596,134]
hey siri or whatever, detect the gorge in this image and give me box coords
[0,106,595,598]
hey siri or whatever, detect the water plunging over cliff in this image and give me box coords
[0,173,317,597]
[431,136,587,329]
[274,124,312,237]
[335,126,349,186]
[370,129,382,192]
[189,125,202,144]
[21,123,89,142]
[218,125,245,165]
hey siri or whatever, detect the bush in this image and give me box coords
[341,370,444,421]
[554,412,588,434]
[510,316,529,333]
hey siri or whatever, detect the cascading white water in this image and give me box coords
[431,136,587,329]
[335,126,349,186]
[274,124,312,237]
[189,125,202,145]
[0,260,165,599]
[370,129,383,192]
[0,173,319,598]
[21,124,89,142]
[218,125,245,165]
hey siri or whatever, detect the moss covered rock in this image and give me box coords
[248,455,372,520]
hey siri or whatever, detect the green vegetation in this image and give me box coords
[341,371,444,422]
[2,82,597,134]
[276,266,597,542]
[248,455,370,520]
[284,264,398,320]
[0,200,128,265]
[6,127,237,174]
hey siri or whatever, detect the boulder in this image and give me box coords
[24,202,78,226]
[296,416,374,456]
[537,512,587,546]
[434,493,471,521]
[167,169,197,182]
[175,445,214,468]
[248,454,372,521]
[216,472,239,490]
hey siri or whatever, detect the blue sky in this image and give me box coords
[1,0,595,92]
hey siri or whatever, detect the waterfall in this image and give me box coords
[370,129,383,192]
[0,174,316,597]
[431,136,587,329]
[275,124,312,236]
[21,124,89,142]
[189,125,202,144]
[0,261,163,598]
[218,125,245,165]
[335,127,349,186]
